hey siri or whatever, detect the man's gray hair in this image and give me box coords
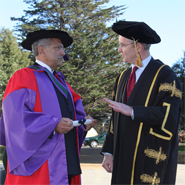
[128,39,151,51]
[141,43,151,50]
[32,38,53,57]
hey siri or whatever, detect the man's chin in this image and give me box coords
[58,59,63,65]
[59,63,63,67]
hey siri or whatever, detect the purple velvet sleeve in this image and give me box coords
[74,99,86,120]
[2,88,61,176]
[74,99,87,148]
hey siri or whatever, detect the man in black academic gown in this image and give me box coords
[101,21,182,185]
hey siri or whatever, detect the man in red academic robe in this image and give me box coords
[0,29,96,184]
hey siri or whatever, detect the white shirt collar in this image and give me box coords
[35,60,54,73]
[132,55,152,70]
[132,55,152,82]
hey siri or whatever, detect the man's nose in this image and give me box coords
[60,49,65,56]
[118,46,122,53]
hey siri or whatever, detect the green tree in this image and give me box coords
[11,0,128,121]
[0,28,32,114]
[172,52,185,130]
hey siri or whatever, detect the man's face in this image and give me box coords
[43,38,65,70]
[118,36,137,65]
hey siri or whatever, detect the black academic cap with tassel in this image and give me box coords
[112,20,161,67]
[112,20,161,44]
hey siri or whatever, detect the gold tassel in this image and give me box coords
[131,37,142,67]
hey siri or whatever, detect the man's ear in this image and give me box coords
[136,42,143,52]
[38,46,46,56]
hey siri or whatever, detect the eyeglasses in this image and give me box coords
[53,45,65,50]
[119,43,133,48]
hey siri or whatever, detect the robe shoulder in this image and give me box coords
[66,82,81,103]
[3,67,38,101]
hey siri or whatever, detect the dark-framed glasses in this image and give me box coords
[119,43,133,48]
[54,45,65,50]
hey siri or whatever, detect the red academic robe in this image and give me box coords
[1,66,86,184]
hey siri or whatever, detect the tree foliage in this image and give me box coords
[11,0,128,120]
[172,52,185,130]
[0,28,32,114]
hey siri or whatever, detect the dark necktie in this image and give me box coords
[127,66,138,101]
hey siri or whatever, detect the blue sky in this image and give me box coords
[0,0,185,67]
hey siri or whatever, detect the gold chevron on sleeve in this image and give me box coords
[159,80,182,99]
[149,102,172,140]
[144,147,167,164]
[140,172,160,185]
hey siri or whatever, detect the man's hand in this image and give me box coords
[55,118,74,134]
[102,154,113,173]
[103,98,133,116]
[84,116,97,132]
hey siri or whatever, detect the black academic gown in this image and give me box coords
[101,58,182,185]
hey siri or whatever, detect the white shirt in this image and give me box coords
[36,60,54,73]
[132,55,151,83]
